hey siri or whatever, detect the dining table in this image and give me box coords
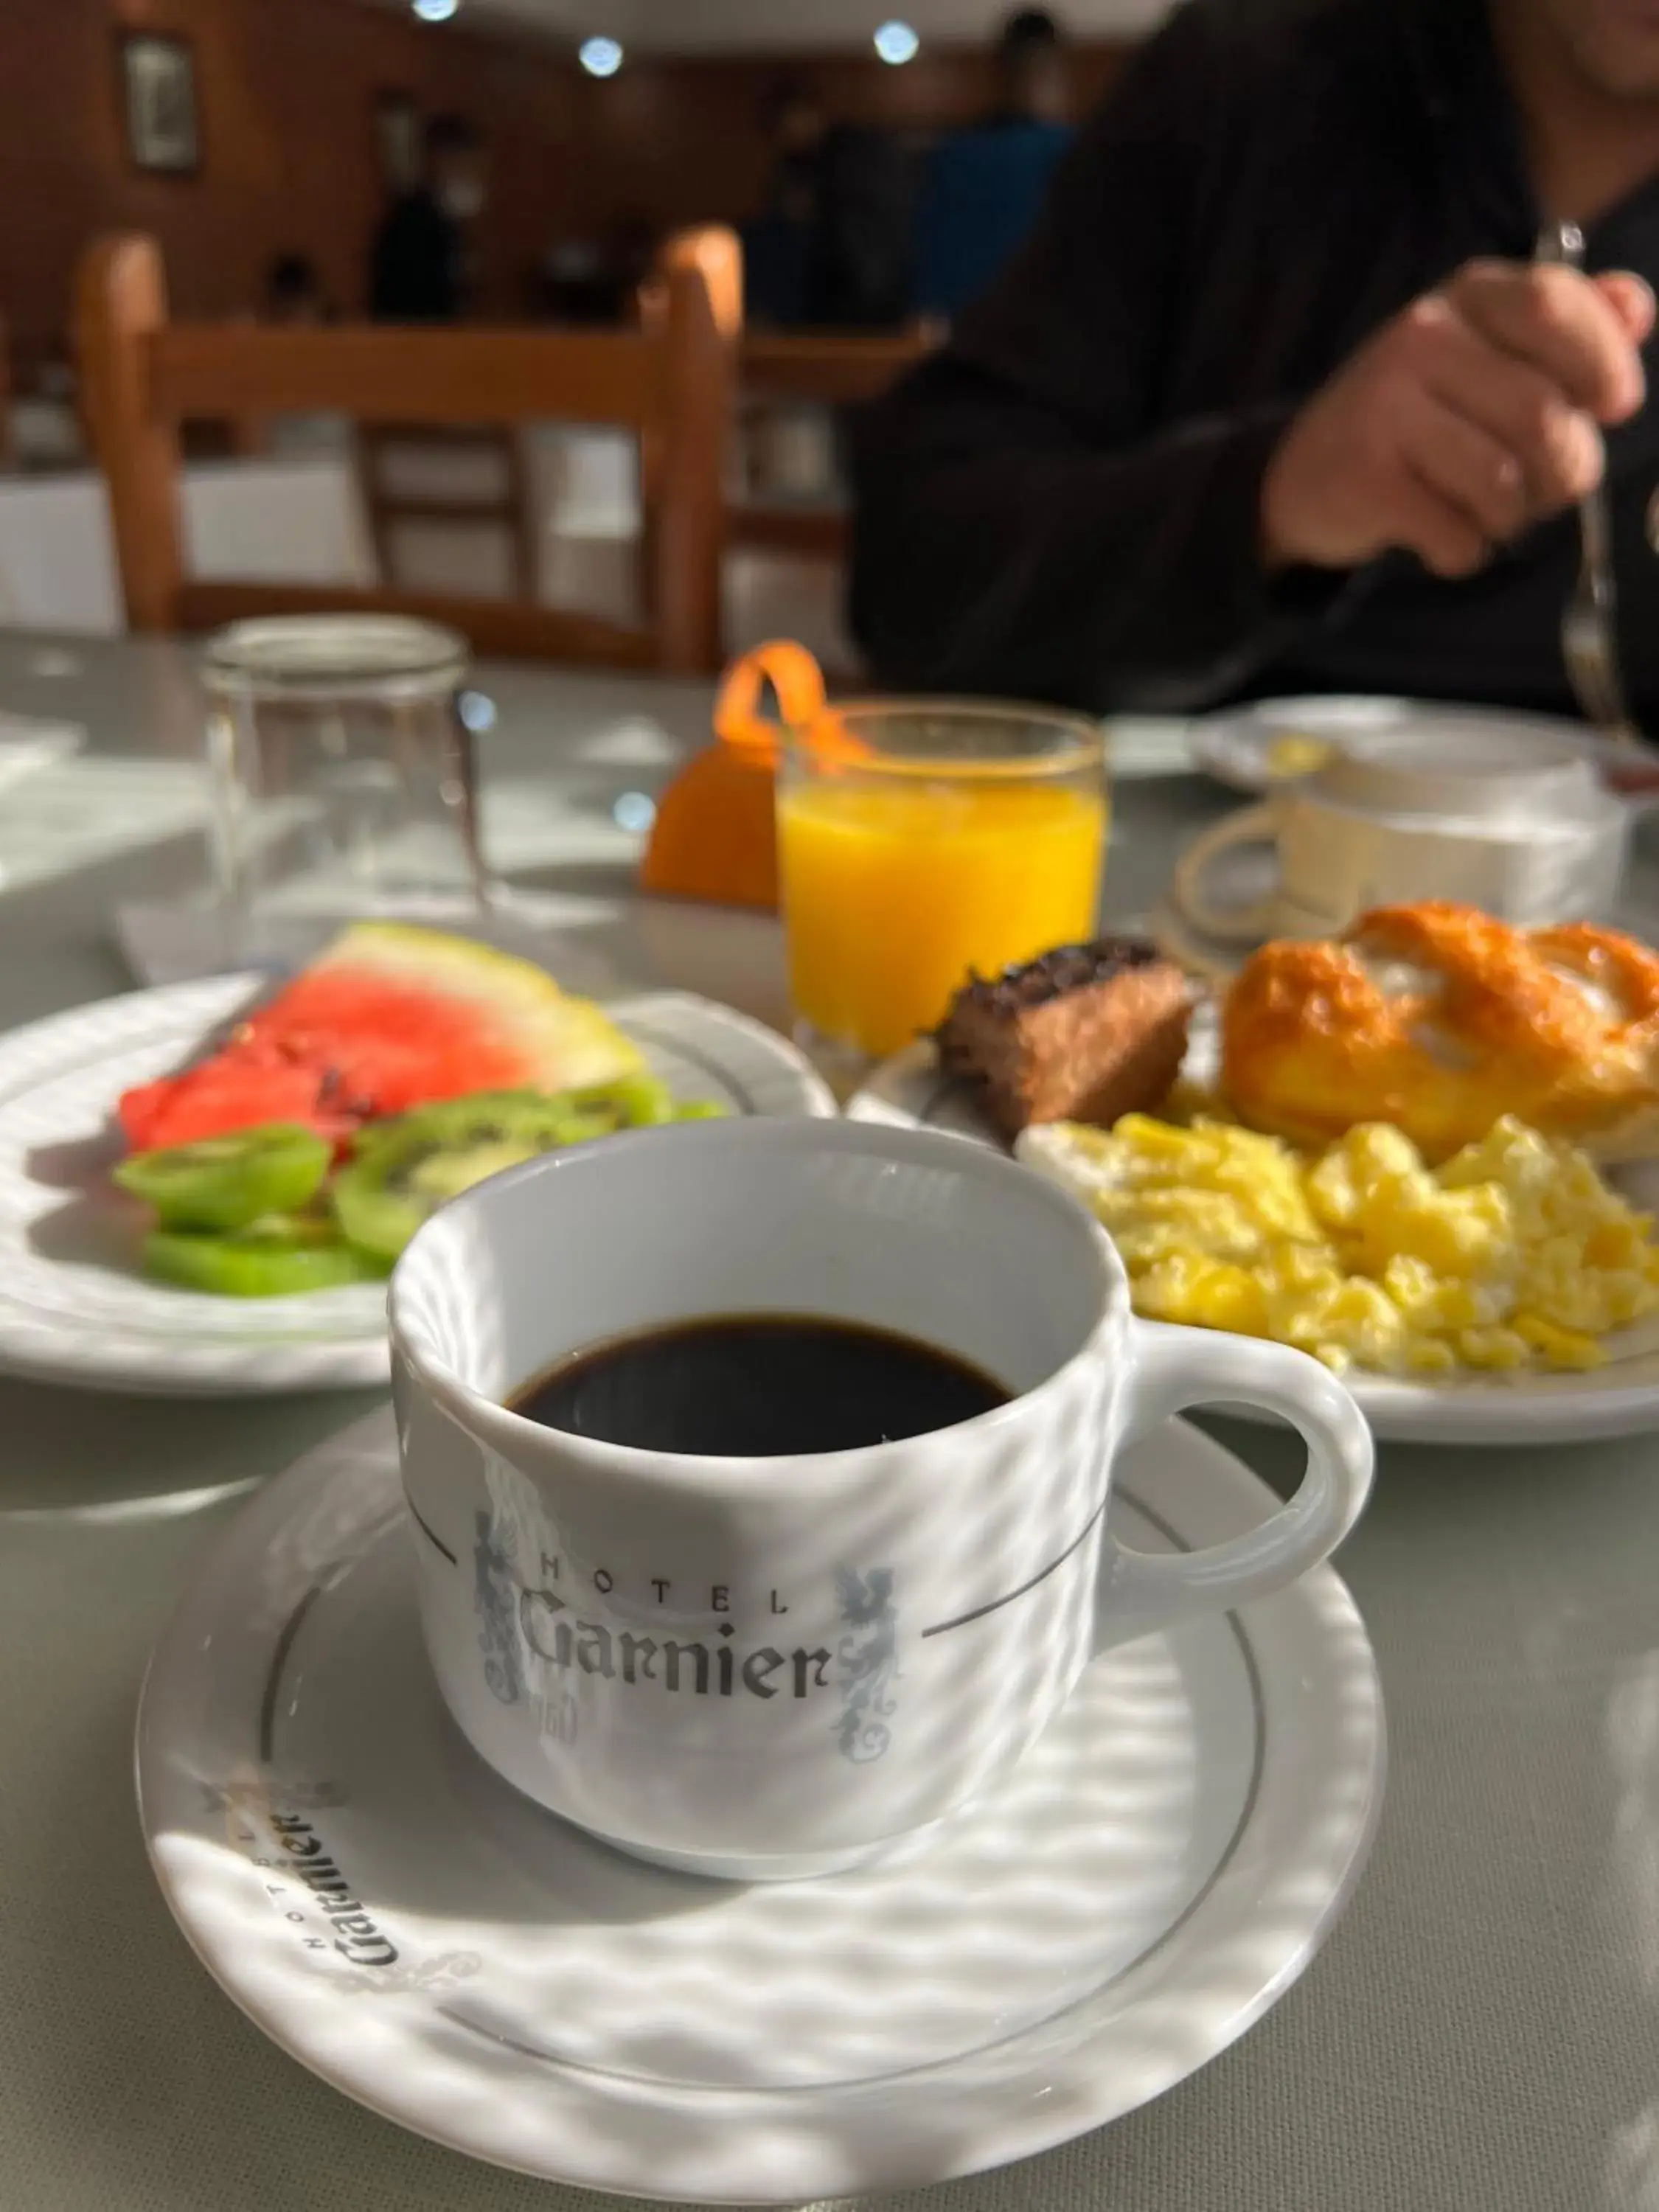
[1,625,1657,2212]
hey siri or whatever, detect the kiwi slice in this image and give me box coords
[330,1079,719,1260]
[565,1074,678,1127]
[331,1095,595,1261]
[145,1217,388,1298]
[115,1124,331,1232]
[365,1079,678,1143]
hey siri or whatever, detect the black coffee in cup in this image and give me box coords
[509,1314,1008,1456]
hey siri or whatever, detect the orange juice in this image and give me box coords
[778,776,1107,1059]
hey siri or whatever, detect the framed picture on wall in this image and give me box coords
[375,91,423,193]
[119,33,201,175]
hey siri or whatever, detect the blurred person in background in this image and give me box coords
[744,82,830,327]
[915,9,1074,322]
[262,254,330,324]
[609,209,661,313]
[807,122,918,330]
[853,0,1659,728]
[540,213,658,325]
[369,114,487,321]
[744,81,915,332]
[257,257,349,455]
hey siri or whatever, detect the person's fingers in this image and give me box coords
[1446,260,1645,421]
[1595,271,1656,346]
[1263,260,1637,575]
[1408,295,1607,510]
[1396,385,1528,542]
[1388,469,1490,578]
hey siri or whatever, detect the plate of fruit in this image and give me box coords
[0,925,833,1396]
[849,908,1659,1446]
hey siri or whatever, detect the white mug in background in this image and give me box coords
[389,1119,1373,1882]
[1172,715,1631,945]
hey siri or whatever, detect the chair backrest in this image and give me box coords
[731,329,934,560]
[75,229,740,672]
[355,422,539,601]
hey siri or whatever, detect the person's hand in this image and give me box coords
[1261,260,1655,578]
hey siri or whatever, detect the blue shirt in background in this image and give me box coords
[915,117,1074,319]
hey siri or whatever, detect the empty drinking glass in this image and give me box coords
[202,615,487,966]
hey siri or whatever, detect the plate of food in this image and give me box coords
[849,908,1659,1445]
[1188,695,1659,796]
[0,924,834,1397]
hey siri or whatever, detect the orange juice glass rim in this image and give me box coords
[787,697,1107,782]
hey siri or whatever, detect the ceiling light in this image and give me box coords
[411,0,459,21]
[873,21,919,64]
[580,35,625,77]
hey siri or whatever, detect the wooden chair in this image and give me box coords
[355,422,540,602]
[75,229,740,673]
[731,330,934,560]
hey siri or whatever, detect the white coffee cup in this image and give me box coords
[1173,713,1630,943]
[389,1119,1372,1882]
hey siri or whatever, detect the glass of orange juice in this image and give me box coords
[777,700,1109,1067]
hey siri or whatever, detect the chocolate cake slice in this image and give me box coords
[934,939,1193,1138]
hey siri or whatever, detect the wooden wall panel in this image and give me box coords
[0,0,588,372]
[0,0,1133,378]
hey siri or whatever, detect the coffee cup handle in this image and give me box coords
[1169,804,1281,942]
[1093,1321,1374,1653]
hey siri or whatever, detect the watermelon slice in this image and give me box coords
[119,924,644,1152]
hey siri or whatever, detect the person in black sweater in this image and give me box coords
[851,0,1659,727]
[369,113,487,323]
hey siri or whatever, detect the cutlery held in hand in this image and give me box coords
[1537,220,1642,748]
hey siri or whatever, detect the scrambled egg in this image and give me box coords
[1018,1114,1659,1376]
[1264,731,1335,779]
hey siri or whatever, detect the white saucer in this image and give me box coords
[0,978,833,1397]
[849,1043,1659,1447]
[136,1409,1382,2204]
[1188,694,1656,796]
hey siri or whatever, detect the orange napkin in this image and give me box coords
[640,644,865,911]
